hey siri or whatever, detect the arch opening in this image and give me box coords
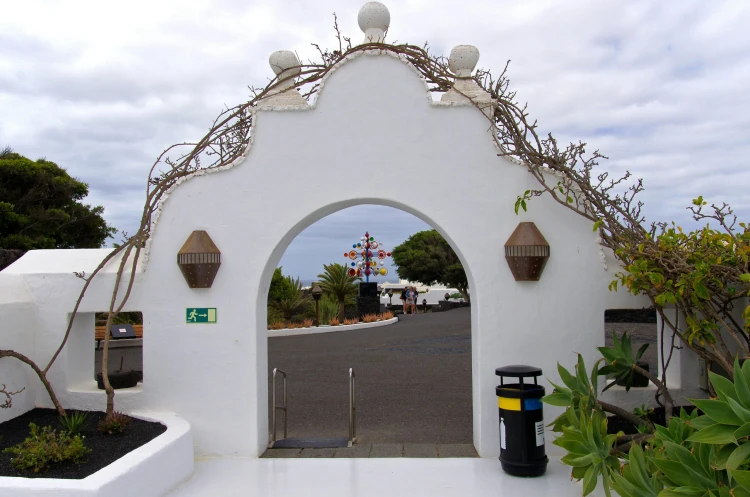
[256,201,479,457]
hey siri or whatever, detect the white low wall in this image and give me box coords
[267,317,397,338]
[0,412,193,497]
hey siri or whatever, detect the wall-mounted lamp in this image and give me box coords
[504,222,550,281]
[177,230,221,288]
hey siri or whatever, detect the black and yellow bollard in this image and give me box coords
[495,365,548,477]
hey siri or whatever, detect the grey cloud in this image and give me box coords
[1,0,748,273]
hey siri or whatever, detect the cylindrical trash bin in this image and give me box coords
[496,365,548,477]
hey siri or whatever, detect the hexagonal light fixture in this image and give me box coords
[504,222,550,281]
[177,230,221,288]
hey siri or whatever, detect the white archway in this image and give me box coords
[257,199,479,448]
[0,48,647,460]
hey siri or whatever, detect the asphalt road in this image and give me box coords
[267,308,473,444]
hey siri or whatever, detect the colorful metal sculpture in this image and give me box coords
[343,231,392,282]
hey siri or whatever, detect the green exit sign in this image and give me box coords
[186,308,217,323]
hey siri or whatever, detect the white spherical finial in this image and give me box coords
[448,45,480,77]
[269,50,301,89]
[358,2,390,43]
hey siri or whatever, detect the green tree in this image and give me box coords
[268,267,288,303]
[270,276,311,321]
[317,263,360,321]
[0,148,116,250]
[391,230,469,301]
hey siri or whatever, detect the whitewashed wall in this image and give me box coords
[0,51,652,457]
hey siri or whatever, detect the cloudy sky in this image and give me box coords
[2,0,748,282]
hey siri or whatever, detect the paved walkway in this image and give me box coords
[262,443,477,458]
[267,308,472,444]
[167,457,602,497]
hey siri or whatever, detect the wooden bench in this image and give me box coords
[94,324,143,341]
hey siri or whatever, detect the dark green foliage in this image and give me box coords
[58,411,89,435]
[597,332,649,392]
[2,423,90,473]
[97,411,131,435]
[317,263,360,321]
[94,311,142,326]
[270,275,311,321]
[547,354,750,496]
[268,267,288,303]
[391,230,469,301]
[0,150,116,249]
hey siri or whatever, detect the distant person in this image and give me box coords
[405,287,415,314]
[400,288,407,312]
[413,287,419,313]
[422,298,428,312]
[444,292,450,301]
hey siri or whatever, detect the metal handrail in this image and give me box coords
[270,368,287,446]
[349,368,357,445]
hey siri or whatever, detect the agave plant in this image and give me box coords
[610,368,750,497]
[597,331,649,392]
[271,276,312,320]
[552,392,620,496]
[686,358,750,472]
[544,354,601,432]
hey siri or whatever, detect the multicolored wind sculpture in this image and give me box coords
[344,231,391,283]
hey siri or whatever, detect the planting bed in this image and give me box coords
[0,408,166,479]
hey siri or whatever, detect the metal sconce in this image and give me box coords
[504,222,550,281]
[177,230,221,288]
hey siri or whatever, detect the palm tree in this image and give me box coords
[317,263,360,321]
[271,276,312,321]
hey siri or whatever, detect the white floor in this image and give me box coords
[167,456,607,497]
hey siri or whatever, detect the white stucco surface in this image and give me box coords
[0,412,193,497]
[0,48,657,462]
[167,457,607,497]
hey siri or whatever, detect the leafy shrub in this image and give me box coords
[548,355,750,496]
[302,318,313,328]
[59,411,89,435]
[597,332,649,392]
[329,317,340,326]
[380,311,394,320]
[449,292,462,299]
[318,295,340,325]
[268,321,286,330]
[632,404,653,421]
[343,318,358,325]
[267,306,283,325]
[98,411,132,435]
[3,423,90,473]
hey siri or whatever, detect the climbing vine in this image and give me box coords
[2,14,747,420]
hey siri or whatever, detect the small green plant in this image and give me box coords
[3,423,90,473]
[597,332,649,392]
[59,411,89,435]
[97,411,132,435]
[632,404,654,421]
[554,407,620,497]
